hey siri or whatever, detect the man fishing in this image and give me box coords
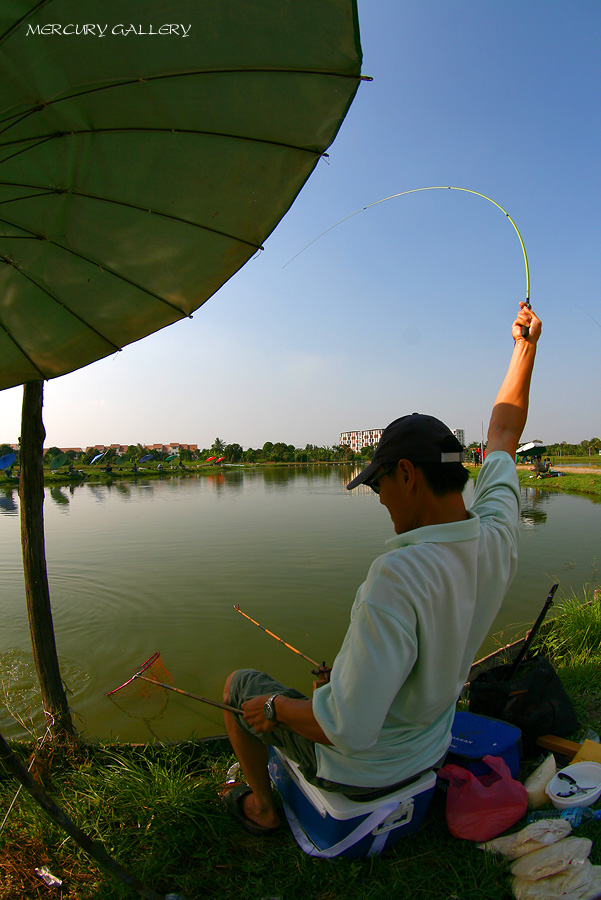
[222,301,542,835]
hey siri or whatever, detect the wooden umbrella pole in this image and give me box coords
[20,381,74,739]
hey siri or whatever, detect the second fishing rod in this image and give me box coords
[233,604,331,687]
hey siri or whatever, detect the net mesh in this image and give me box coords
[127,655,173,699]
[107,653,174,721]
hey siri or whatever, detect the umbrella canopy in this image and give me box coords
[0,0,362,390]
[516,442,547,456]
[49,452,70,469]
[0,451,16,469]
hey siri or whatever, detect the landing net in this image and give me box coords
[107,651,173,700]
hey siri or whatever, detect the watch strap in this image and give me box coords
[266,692,283,721]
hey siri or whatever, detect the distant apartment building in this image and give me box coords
[339,429,383,453]
[341,427,465,454]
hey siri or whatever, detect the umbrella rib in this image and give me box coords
[0,127,325,164]
[0,306,47,380]
[0,253,122,354]
[0,180,265,251]
[0,213,191,320]
[0,189,56,206]
[0,134,58,163]
[0,68,361,133]
[0,0,51,45]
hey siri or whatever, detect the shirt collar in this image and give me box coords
[385,510,479,550]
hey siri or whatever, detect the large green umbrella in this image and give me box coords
[0,0,362,389]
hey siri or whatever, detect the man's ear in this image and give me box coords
[396,459,416,487]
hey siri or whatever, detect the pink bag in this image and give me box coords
[437,754,528,841]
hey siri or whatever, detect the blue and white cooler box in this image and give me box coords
[446,710,521,777]
[268,747,436,858]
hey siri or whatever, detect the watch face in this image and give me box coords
[263,699,274,721]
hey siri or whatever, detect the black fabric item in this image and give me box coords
[468,655,579,758]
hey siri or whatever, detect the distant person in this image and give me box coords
[221,303,541,836]
[533,457,545,477]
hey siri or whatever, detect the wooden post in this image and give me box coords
[19,381,74,740]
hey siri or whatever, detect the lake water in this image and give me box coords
[1,466,599,743]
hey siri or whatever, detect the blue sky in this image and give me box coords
[1,0,599,450]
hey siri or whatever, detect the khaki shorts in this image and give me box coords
[228,669,427,799]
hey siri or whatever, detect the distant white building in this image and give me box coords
[339,429,383,453]
[341,426,465,453]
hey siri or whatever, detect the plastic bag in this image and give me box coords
[524,754,556,808]
[510,836,592,880]
[437,754,528,841]
[479,817,572,859]
[511,859,601,900]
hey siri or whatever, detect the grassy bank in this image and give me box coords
[1,592,600,900]
[463,464,601,500]
[517,470,601,499]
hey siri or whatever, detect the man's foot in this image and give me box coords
[221,785,280,836]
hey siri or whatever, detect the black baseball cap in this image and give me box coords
[346,414,464,490]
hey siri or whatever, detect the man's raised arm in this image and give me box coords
[486,302,542,458]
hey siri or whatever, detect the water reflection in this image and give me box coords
[520,487,551,527]
[50,486,70,508]
[0,488,18,515]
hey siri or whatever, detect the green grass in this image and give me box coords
[517,470,601,499]
[1,592,600,900]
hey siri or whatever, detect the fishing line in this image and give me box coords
[284,185,531,311]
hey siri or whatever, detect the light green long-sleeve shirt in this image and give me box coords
[312,451,520,786]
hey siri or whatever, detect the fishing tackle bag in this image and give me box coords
[468,654,579,758]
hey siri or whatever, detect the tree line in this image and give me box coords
[1,437,598,469]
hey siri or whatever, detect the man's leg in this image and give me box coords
[223,672,280,829]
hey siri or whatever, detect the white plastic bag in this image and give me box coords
[479,818,571,859]
[511,860,601,900]
[510,836,592,881]
[524,754,556,808]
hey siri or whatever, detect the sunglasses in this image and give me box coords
[366,463,396,494]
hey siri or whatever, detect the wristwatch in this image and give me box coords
[263,692,283,722]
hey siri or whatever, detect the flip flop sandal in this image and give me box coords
[221,784,280,837]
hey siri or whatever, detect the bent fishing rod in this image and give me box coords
[285,185,532,335]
